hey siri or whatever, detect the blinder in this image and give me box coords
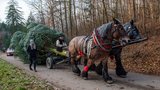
[111,24,126,38]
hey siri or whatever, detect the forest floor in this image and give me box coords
[108,35,160,76]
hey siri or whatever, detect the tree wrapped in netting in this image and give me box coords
[10,31,26,49]
[10,23,65,64]
[10,31,27,62]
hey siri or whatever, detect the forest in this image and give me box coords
[26,0,160,38]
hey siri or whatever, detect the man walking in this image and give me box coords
[27,39,37,72]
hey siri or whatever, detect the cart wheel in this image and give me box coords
[46,57,54,69]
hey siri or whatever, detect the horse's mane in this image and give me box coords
[97,22,112,38]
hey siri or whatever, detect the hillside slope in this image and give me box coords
[109,36,160,76]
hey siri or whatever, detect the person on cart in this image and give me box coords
[56,36,67,52]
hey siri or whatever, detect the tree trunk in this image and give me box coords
[40,0,45,24]
[68,0,73,37]
[59,0,64,32]
[73,0,78,36]
[143,0,147,35]
[64,0,69,36]
[49,2,55,29]
[132,0,136,21]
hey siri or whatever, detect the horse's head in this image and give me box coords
[111,18,130,44]
[123,20,141,40]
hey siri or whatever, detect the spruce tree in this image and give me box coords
[6,0,24,34]
[27,12,35,24]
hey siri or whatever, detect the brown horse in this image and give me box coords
[68,18,130,84]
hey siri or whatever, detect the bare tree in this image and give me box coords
[64,0,69,36]
[59,0,64,32]
[46,0,55,29]
[68,0,73,37]
[26,0,160,37]
[27,0,46,24]
[73,0,78,35]
[133,0,136,20]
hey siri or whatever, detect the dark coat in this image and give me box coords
[27,45,37,58]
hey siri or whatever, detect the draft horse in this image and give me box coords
[68,18,130,83]
[110,20,142,77]
[95,20,142,78]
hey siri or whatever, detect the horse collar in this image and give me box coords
[92,29,112,52]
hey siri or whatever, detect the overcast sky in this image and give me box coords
[0,0,30,22]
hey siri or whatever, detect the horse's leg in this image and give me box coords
[102,59,113,84]
[95,61,103,75]
[82,59,92,80]
[70,55,81,76]
[83,57,95,71]
[83,58,87,66]
[115,48,127,78]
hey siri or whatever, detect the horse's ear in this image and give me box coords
[113,18,120,24]
[130,19,134,25]
[113,18,116,23]
[113,18,116,21]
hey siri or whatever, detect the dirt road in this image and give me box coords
[0,53,152,90]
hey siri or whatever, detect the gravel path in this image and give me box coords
[0,53,150,90]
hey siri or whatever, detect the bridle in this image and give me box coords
[111,24,126,39]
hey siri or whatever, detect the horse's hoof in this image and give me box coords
[118,75,127,78]
[77,73,81,76]
[74,73,81,76]
[106,80,114,84]
[82,71,88,77]
[83,77,88,80]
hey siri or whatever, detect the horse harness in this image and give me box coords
[78,26,114,58]
[78,36,93,58]
[92,29,112,52]
[77,22,125,59]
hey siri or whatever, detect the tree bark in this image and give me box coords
[68,0,73,37]
[64,0,69,36]
[132,0,136,21]
[59,0,64,32]
[73,0,78,36]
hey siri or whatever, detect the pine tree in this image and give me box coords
[27,12,35,24]
[6,0,24,34]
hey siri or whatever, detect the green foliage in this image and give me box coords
[0,22,9,31]
[10,31,25,48]
[0,59,54,90]
[0,23,10,51]
[0,22,27,52]
[24,23,62,48]
[9,31,28,62]
[15,87,26,90]
[6,0,24,34]
[27,12,35,24]
[1,33,11,50]
[24,23,64,64]
[10,23,65,64]
[0,0,26,51]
